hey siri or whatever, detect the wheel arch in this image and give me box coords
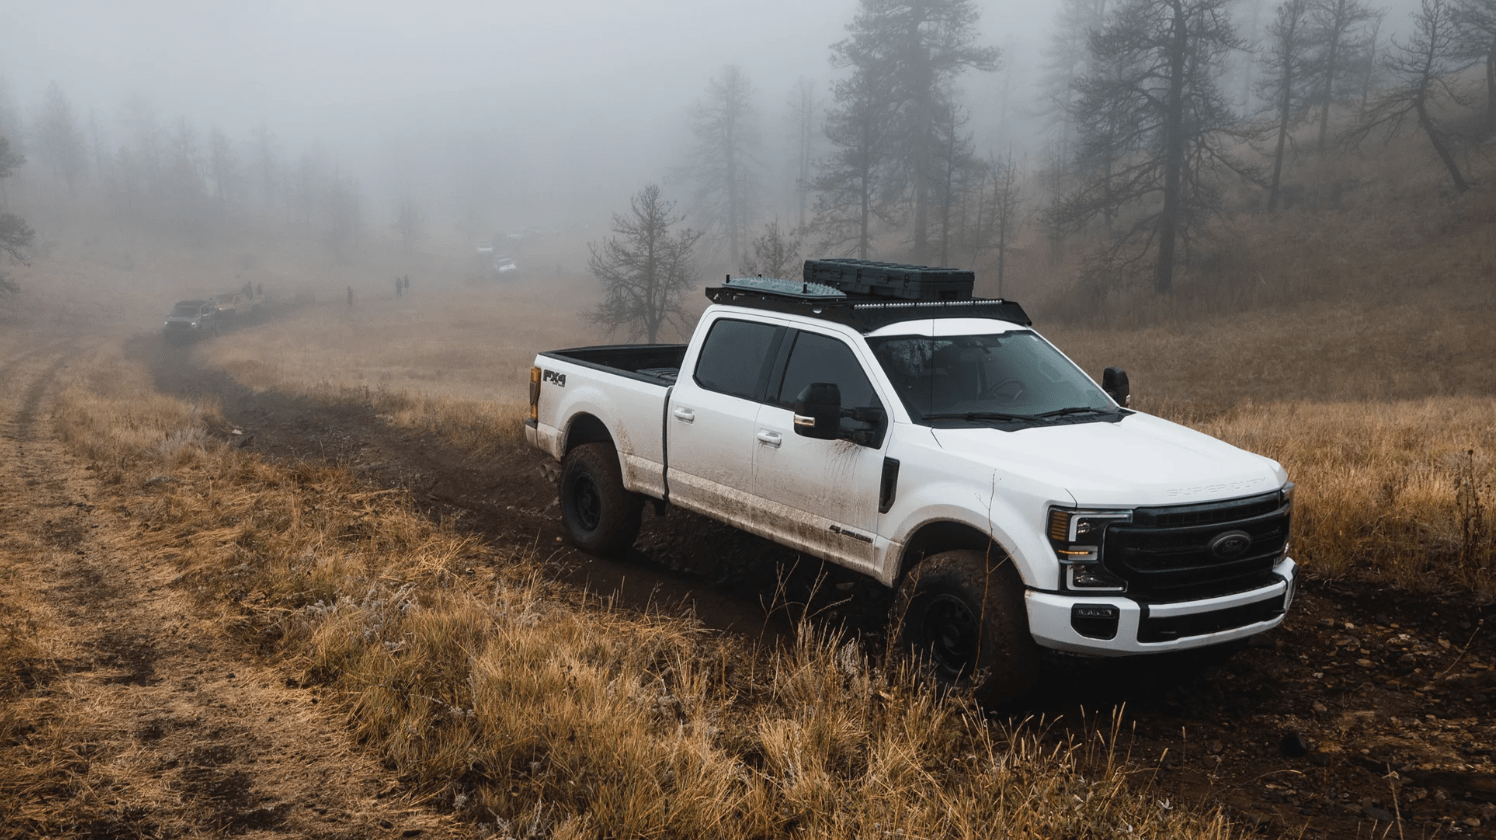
[563,412,614,456]
[895,520,1016,586]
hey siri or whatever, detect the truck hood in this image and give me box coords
[931,412,1287,508]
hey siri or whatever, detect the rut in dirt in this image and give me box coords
[0,342,470,840]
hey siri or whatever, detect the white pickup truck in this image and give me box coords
[526,260,1295,703]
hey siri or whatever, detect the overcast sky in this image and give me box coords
[4,0,1428,230]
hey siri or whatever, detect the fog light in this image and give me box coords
[1071,604,1120,640]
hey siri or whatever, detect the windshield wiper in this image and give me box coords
[1034,406,1116,419]
[921,411,1043,424]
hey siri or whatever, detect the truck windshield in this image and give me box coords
[171,304,199,317]
[867,331,1117,426]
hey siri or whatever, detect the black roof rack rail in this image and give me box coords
[703,274,1031,333]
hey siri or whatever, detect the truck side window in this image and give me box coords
[694,319,780,401]
[776,332,881,416]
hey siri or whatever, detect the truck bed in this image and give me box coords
[542,344,687,385]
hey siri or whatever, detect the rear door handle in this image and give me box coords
[756,430,781,448]
[672,407,695,423]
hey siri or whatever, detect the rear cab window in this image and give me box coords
[693,318,783,401]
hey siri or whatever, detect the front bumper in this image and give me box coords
[1026,558,1296,656]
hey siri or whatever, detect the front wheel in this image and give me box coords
[890,548,1039,706]
[559,442,643,557]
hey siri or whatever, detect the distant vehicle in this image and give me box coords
[162,300,224,343]
[493,255,518,274]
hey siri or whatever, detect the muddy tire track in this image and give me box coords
[0,343,468,839]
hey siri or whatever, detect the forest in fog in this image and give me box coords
[1,0,1493,307]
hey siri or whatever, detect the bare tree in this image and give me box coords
[811,47,900,259]
[324,170,363,258]
[814,0,998,263]
[929,103,976,266]
[1347,0,1472,192]
[1258,0,1316,211]
[787,78,819,229]
[1309,0,1383,152]
[740,218,803,278]
[1043,0,1112,162]
[0,78,19,150]
[978,152,1023,295]
[0,135,32,296]
[394,199,426,251]
[208,126,239,205]
[686,65,760,266]
[292,151,324,226]
[1453,0,1496,134]
[588,185,703,343]
[250,122,279,212]
[1056,0,1257,294]
[34,82,87,193]
[87,109,110,179]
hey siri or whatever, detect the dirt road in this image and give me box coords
[0,332,468,839]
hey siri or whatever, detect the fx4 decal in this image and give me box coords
[542,370,567,387]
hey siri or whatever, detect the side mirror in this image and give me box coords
[1102,367,1130,407]
[793,382,841,440]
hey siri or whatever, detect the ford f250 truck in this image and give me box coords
[525,259,1295,703]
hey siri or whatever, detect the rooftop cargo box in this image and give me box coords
[803,258,974,301]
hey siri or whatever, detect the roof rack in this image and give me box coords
[704,273,1031,333]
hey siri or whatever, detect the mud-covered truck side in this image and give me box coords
[525,260,1296,704]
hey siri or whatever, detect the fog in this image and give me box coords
[2,0,1435,241]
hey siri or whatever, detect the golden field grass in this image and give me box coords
[28,342,1237,840]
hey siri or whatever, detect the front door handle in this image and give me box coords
[672,407,695,423]
[756,430,782,448]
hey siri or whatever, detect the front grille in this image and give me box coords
[1102,492,1290,600]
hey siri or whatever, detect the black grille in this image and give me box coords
[1138,593,1287,642]
[1102,492,1290,600]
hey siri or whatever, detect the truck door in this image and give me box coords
[666,317,784,517]
[752,329,886,573]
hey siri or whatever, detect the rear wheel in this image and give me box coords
[559,442,643,556]
[890,548,1039,706]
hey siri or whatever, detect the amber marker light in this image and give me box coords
[529,366,541,422]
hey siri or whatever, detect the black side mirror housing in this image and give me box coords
[793,382,842,440]
[1102,367,1130,407]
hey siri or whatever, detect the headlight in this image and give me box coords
[1047,507,1131,591]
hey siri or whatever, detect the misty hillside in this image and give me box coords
[0,0,1492,406]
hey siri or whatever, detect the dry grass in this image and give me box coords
[34,342,1239,839]
[198,282,599,455]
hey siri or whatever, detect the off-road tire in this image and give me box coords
[559,442,644,557]
[890,548,1039,706]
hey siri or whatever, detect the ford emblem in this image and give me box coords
[1208,530,1253,559]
